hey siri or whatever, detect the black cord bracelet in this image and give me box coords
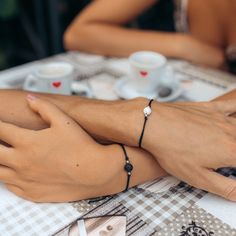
[86,145,133,203]
[119,144,133,192]
[138,99,154,148]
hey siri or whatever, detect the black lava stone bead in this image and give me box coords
[124,163,133,172]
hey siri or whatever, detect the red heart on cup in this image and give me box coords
[52,82,61,88]
[140,71,148,77]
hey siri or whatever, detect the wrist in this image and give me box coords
[69,143,117,188]
[115,97,149,146]
[180,36,225,68]
[178,34,202,62]
[99,144,125,184]
[171,34,191,60]
[97,144,167,197]
[78,144,126,198]
[141,101,169,154]
[72,97,149,146]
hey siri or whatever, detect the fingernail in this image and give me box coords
[27,94,37,101]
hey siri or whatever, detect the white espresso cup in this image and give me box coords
[24,62,74,95]
[129,51,167,93]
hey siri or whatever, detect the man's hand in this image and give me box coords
[144,100,236,201]
[0,95,119,202]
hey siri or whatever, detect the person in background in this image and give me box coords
[64,0,236,73]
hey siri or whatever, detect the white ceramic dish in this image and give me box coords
[114,76,183,102]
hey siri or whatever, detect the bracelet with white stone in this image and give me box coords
[144,105,152,117]
[138,99,154,148]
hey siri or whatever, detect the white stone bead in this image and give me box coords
[143,106,152,117]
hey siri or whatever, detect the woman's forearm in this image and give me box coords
[65,24,185,59]
[64,23,224,68]
[64,0,183,59]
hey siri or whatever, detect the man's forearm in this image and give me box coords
[0,90,143,146]
[1,89,236,145]
[0,90,97,133]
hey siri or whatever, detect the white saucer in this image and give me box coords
[114,76,183,102]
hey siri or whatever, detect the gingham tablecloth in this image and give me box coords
[0,52,236,236]
[0,184,82,236]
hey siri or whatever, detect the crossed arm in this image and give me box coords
[0,89,236,202]
[0,91,166,202]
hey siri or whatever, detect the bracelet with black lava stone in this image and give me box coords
[119,144,133,192]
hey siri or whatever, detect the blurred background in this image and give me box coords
[0,0,175,71]
[0,0,88,70]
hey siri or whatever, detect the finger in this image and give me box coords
[0,147,16,167]
[214,100,236,115]
[5,184,25,199]
[0,166,17,184]
[198,170,236,201]
[0,120,28,146]
[26,94,73,127]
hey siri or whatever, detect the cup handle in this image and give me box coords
[24,75,38,92]
[71,82,93,97]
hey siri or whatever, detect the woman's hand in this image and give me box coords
[144,100,236,200]
[0,95,119,202]
[182,35,225,68]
